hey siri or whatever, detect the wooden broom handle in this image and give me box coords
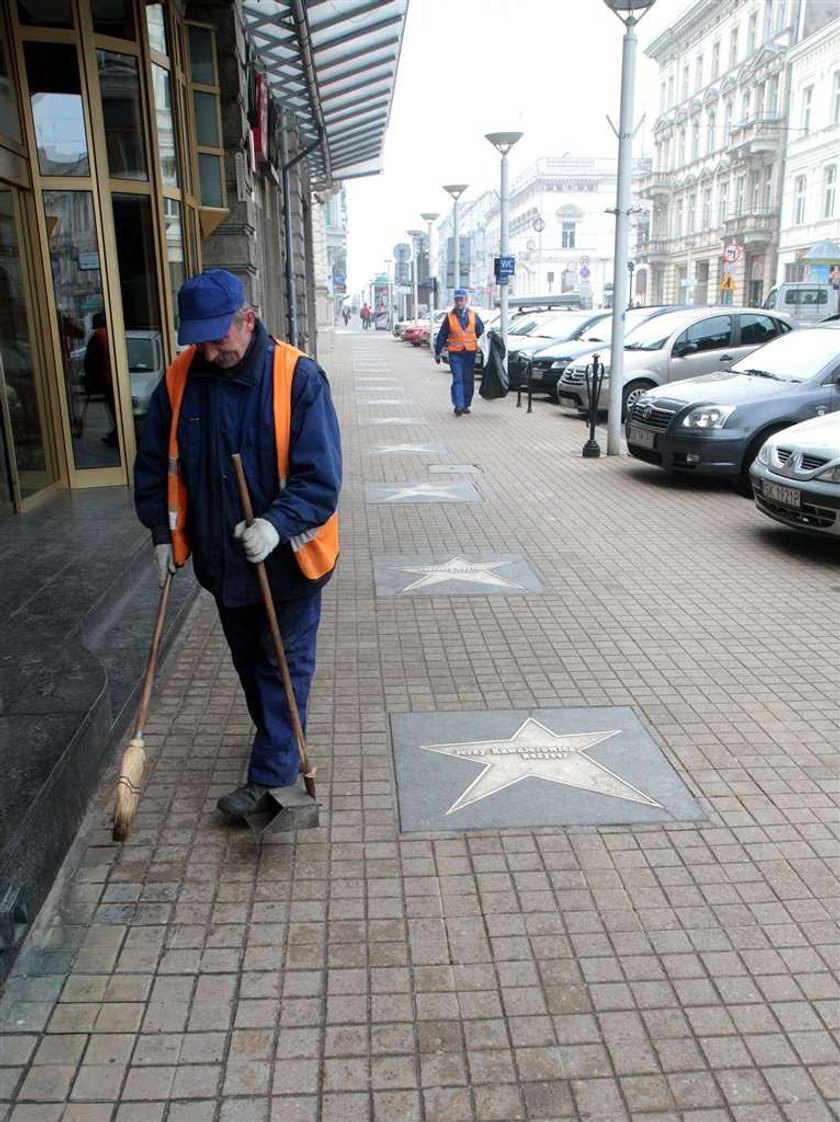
[230,453,314,779]
[134,573,172,736]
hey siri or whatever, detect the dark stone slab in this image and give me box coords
[373,553,542,597]
[391,708,707,833]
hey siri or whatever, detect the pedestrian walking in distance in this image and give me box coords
[434,288,484,416]
[134,269,342,820]
[360,302,371,330]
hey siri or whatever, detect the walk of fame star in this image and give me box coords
[371,444,438,454]
[421,717,663,814]
[393,556,525,592]
[380,482,464,501]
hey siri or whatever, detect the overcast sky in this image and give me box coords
[345,0,693,291]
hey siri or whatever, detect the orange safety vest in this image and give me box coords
[446,309,477,352]
[166,339,339,581]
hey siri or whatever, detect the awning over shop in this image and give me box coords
[242,0,408,186]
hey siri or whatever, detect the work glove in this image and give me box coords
[434,355,441,365]
[234,517,280,564]
[155,543,176,588]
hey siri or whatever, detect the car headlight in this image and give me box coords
[550,358,571,370]
[816,464,840,483]
[680,404,736,430]
[756,440,771,466]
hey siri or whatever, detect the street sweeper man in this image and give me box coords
[134,269,341,820]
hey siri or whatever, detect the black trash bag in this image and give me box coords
[479,330,509,400]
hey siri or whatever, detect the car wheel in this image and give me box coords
[735,426,786,497]
[622,380,655,422]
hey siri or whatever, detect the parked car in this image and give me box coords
[763,281,839,325]
[127,330,165,418]
[750,411,840,537]
[625,324,840,491]
[522,306,684,400]
[558,307,794,419]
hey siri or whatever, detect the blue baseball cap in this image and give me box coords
[454,288,468,299]
[177,269,245,344]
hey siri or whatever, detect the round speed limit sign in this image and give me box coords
[723,244,740,264]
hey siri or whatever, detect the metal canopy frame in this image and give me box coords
[242,0,408,184]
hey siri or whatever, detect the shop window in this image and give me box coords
[43,190,121,469]
[97,50,148,181]
[193,91,219,147]
[91,0,135,40]
[188,26,215,86]
[145,5,169,55]
[24,42,90,177]
[185,24,225,219]
[0,20,22,143]
[17,0,73,29]
[163,198,186,326]
[151,64,179,187]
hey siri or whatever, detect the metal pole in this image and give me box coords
[279,110,299,347]
[421,212,439,353]
[500,148,510,352]
[606,15,638,455]
[452,200,460,299]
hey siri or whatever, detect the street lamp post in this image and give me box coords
[407,229,423,319]
[420,212,439,352]
[603,0,657,455]
[383,258,392,331]
[485,131,524,356]
[443,184,468,299]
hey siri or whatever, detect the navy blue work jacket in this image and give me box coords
[434,307,485,357]
[134,321,342,606]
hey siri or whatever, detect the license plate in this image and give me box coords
[626,424,655,449]
[761,479,801,508]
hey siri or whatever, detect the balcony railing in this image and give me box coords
[724,207,779,244]
[729,113,784,156]
[640,172,673,197]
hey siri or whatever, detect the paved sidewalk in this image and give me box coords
[1,328,839,1122]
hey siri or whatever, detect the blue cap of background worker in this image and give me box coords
[177,269,245,345]
[453,288,468,299]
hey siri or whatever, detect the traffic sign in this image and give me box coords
[723,243,740,264]
[721,274,735,292]
[494,255,516,284]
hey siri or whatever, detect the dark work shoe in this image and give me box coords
[453,407,463,416]
[217,782,270,819]
[462,407,471,414]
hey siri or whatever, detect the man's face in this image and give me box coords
[454,296,467,312]
[197,311,255,367]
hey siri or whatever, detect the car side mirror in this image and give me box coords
[674,341,698,358]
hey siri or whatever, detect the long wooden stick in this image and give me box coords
[231,453,316,799]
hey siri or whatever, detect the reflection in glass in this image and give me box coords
[0,21,22,142]
[44,190,120,469]
[145,4,169,56]
[151,64,179,187]
[92,0,135,39]
[0,188,52,500]
[188,26,215,85]
[17,0,72,28]
[193,90,219,147]
[24,43,89,177]
[164,198,185,328]
[198,153,223,207]
[97,51,147,181]
[111,194,162,440]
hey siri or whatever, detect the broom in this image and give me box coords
[112,571,173,841]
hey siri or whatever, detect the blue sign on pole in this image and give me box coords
[494,255,515,284]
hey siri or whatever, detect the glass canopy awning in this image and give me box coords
[242,0,408,186]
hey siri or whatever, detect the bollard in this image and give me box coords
[582,353,605,458]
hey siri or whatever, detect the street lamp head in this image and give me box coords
[420,212,439,223]
[442,183,468,200]
[485,131,524,155]
[603,0,656,19]
[406,229,423,238]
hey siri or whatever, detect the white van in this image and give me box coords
[763,282,839,324]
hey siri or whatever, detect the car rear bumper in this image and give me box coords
[749,462,840,536]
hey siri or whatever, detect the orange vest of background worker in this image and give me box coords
[434,289,485,416]
[446,308,478,351]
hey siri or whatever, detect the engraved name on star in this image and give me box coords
[420,717,663,814]
[394,556,525,592]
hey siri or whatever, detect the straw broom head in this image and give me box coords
[112,736,147,841]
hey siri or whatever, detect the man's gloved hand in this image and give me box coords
[155,543,176,588]
[234,517,280,564]
[434,354,441,365]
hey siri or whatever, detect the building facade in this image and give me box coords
[637,0,838,308]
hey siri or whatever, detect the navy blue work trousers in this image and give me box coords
[216,591,322,788]
[449,350,476,411]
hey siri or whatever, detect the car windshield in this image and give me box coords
[127,337,156,371]
[623,310,699,350]
[509,314,555,336]
[730,327,840,382]
[527,313,594,339]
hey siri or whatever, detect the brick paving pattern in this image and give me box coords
[1,327,838,1121]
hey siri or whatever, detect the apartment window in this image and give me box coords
[682,64,689,100]
[687,193,697,232]
[767,75,779,114]
[735,174,746,215]
[833,71,840,124]
[668,75,675,107]
[691,118,700,161]
[793,175,806,224]
[802,86,813,135]
[825,166,837,219]
[695,54,703,91]
[751,171,761,209]
[674,197,684,237]
[711,40,721,78]
[718,181,729,222]
[763,0,773,40]
[701,188,712,228]
[707,110,716,153]
[561,222,576,248]
[724,98,734,140]
[678,127,686,166]
[729,27,739,69]
[763,167,773,209]
[774,0,786,31]
[660,82,667,113]
[747,11,758,54]
[741,88,751,122]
